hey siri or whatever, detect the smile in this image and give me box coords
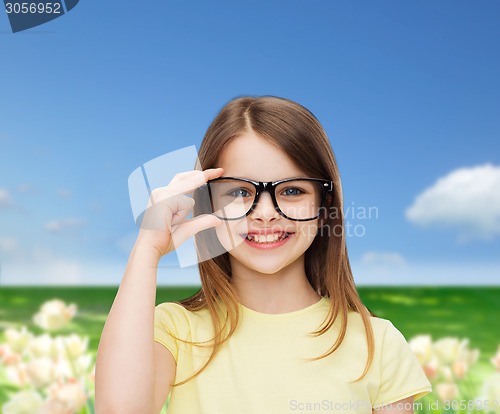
[239,232,294,249]
[245,233,290,243]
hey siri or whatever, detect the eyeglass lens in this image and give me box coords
[208,179,323,220]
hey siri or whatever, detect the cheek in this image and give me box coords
[214,220,249,252]
[296,222,320,243]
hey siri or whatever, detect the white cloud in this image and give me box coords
[44,260,83,284]
[57,188,73,199]
[352,262,500,286]
[17,183,39,195]
[0,246,86,285]
[116,232,138,254]
[406,163,500,242]
[0,188,14,208]
[358,251,409,281]
[0,246,201,286]
[0,237,18,253]
[0,246,81,285]
[44,218,87,234]
[2,243,498,286]
[360,251,407,267]
[0,238,198,286]
[354,254,500,285]
[88,201,105,213]
[1,258,83,285]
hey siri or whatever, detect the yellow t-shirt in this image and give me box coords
[154,296,432,413]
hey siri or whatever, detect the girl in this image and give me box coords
[95,96,432,414]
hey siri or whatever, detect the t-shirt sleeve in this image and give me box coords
[154,302,182,364]
[372,321,432,409]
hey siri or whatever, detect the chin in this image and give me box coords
[248,265,287,276]
[230,254,300,276]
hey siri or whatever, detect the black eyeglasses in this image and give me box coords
[202,177,333,221]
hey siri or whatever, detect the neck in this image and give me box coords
[228,255,321,314]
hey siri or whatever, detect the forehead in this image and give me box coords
[217,132,306,181]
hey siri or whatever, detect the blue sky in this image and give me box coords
[0,1,499,286]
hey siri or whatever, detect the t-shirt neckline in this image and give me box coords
[238,296,328,318]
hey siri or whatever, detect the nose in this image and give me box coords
[250,192,280,221]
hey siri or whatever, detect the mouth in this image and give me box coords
[240,232,293,244]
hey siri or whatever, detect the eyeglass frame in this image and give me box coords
[205,176,334,221]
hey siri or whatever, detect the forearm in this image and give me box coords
[94,243,160,413]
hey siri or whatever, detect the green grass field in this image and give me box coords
[0,286,499,412]
[1,286,498,361]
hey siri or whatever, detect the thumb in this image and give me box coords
[171,215,222,248]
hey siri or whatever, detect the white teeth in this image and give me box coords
[246,233,288,243]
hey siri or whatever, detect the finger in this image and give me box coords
[141,193,193,233]
[202,167,224,183]
[174,168,224,184]
[173,168,224,193]
[150,184,197,209]
[155,168,223,199]
[170,198,196,226]
[171,214,222,248]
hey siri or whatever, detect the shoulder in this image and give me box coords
[358,314,417,359]
[155,301,187,317]
[154,302,192,332]
[346,310,394,336]
[155,301,207,322]
[344,311,410,354]
[155,301,188,313]
[155,301,213,332]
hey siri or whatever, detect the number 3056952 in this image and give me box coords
[5,2,62,14]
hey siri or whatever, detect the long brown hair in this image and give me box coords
[169,95,376,387]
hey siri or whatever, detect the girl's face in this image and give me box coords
[214,131,320,276]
